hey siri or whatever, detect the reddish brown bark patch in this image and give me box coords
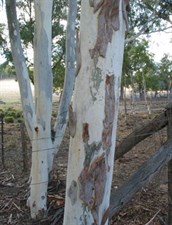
[68,105,77,138]
[89,0,129,58]
[82,123,90,143]
[78,154,106,224]
[102,75,115,151]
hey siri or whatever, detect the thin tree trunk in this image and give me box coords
[53,0,77,161]
[142,73,151,114]
[29,0,54,218]
[130,73,135,114]
[124,75,127,120]
[6,0,35,140]
[63,1,127,224]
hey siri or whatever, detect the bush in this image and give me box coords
[4,109,16,117]
[0,109,4,117]
[17,118,24,123]
[2,108,23,123]
[4,116,14,123]
[15,110,23,118]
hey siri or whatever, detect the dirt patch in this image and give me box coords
[0,102,169,225]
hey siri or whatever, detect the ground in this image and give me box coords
[0,79,170,225]
[0,99,169,225]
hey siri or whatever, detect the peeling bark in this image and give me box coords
[90,0,129,58]
[79,154,107,224]
[63,0,126,223]
[102,75,115,151]
[82,123,90,143]
[68,105,77,138]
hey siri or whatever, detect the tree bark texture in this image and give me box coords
[29,0,54,218]
[63,0,128,224]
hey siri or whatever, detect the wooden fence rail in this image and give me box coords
[115,111,168,160]
[103,139,172,225]
[0,114,4,168]
[102,103,172,224]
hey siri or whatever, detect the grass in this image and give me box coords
[0,78,59,106]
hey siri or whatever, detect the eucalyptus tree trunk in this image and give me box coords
[29,0,54,218]
[6,0,77,219]
[6,0,35,140]
[53,0,77,162]
[63,0,128,224]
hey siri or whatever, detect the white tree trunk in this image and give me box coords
[29,0,53,218]
[6,0,35,140]
[63,0,127,224]
[53,0,77,163]
[6,0,78,219]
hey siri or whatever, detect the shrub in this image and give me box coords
[4,116,14,123]
[15,110,23,118]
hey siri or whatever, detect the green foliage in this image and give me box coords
[4,116,14,123]
[15,0,67,89]
[1,0,172,91]
[122,39,157,96]
[1,107,23,123]
[128,0,172,40]
[0,108,4,116]
[158,54,172,91]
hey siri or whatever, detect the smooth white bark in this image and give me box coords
[6,0,35,140]
[63,0,126,224]
[29,0,53,218]
[6,0,78,219]
[53,0,77,164]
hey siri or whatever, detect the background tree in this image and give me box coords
[2,0,68,88]
[158,54,172,98]
[126,0,172,43]
[121,39,157,100]
[1,0,172,89]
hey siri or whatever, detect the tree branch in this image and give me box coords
[125,0,161,43]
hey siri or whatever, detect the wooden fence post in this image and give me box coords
[20,123,28,173]
[0,114,4,168]
[166,103,172,225]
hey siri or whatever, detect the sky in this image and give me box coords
[0,6,172,64]
[148,30,172,62]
